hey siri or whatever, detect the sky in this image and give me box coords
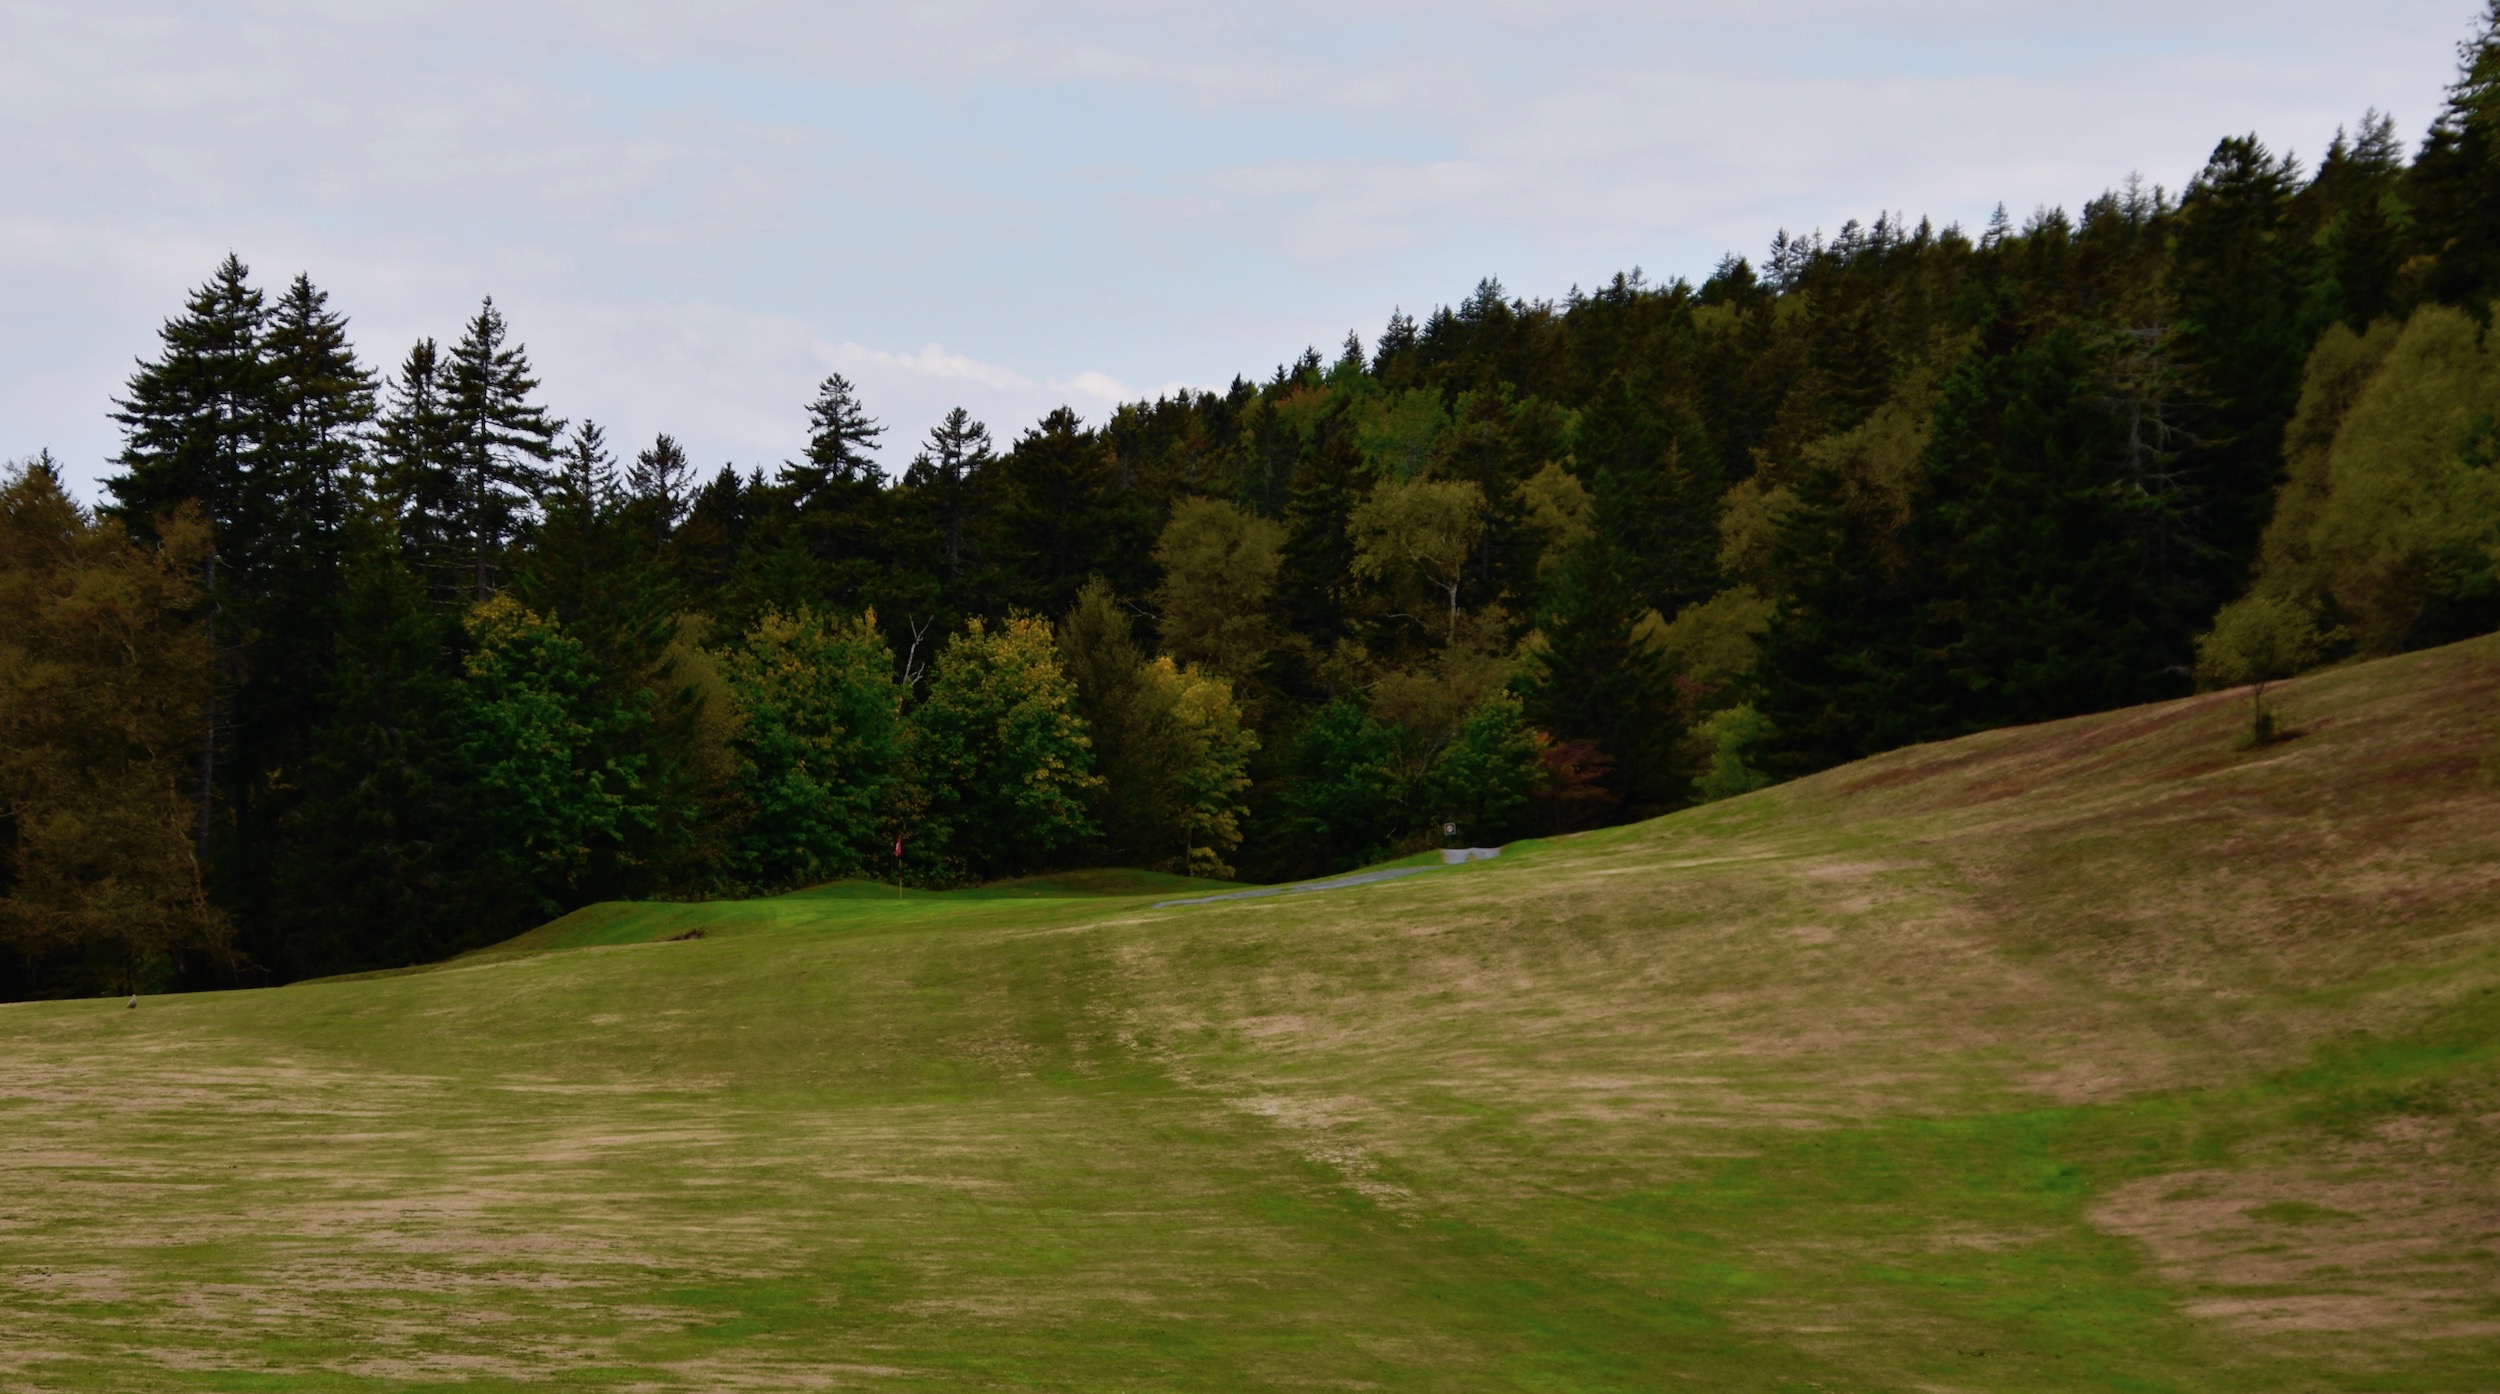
[2,0,2484,503]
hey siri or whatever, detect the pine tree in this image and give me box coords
[269,519,474,976]
[1573,374,1722,614]
[549,419,618,515]
[2300,112,2404,329]
[530,423,708,902]
[106,254,271,550]
[2409,1,2500,309]
[627,432,694,534]
[443,298,562,600]
[260,274,375,563]
[1278,412,1362,661]
[377,338,465,593]
[1913,329,2175,724]
[900,407,993,586]
[667,464,750,605]
[519,422,682,732]
[235,274,382,923]
[1374,308,1419,375]
[1520,539,1679,811]
[783,374,888,608]
[2174,135,2311,581]
[104,254,272,866]
[995,408,1144,616]
[788,373,885,495]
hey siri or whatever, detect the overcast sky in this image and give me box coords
[3,0,2483,502]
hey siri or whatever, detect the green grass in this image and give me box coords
[8,639,2500,1389]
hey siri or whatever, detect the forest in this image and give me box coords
[11,13,2500,998]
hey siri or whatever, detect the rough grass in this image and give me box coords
[7,639,2500,1390]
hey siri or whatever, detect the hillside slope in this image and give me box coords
[5,638,2500,1391]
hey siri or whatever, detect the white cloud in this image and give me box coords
[1052,370,1138,406]
[818,341,1035,393]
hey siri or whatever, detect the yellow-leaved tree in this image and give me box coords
[1059,581,1257,878]
[1151,497,1285,685]
[0,456,228,995]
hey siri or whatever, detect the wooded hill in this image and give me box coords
[12,7,2500,995]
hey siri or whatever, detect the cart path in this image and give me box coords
[1154,848,1500,908]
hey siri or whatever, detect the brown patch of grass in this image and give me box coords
[2093,1123,2500,1340]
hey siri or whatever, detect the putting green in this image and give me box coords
[6,639,2500,1390]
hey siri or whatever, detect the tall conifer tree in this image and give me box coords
[627,433,694,534]
[105,254,272,864]
[444,298,561,599]
[377,339,465,593]
[782,374,888,608]
[2410,2,2500,309]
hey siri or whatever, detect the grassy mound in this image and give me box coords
[6,638,2500,1390]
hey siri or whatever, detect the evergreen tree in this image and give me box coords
[2300,112,2404,329]
[626,432,694,536]
[443,298,562,600]
[1278,414,1363,665]
[269,519,475,975]
[1374,309,1420,387]
[668,464,752,605]
[377,338,465,592]
[784,373,888,608]
[1520,540,1680,810]
[899,407,994,590]
[2409,2,2500,310]
[519,423,695,898]
[788,373,886,494]
[995,408,1144,616]
[106,254,271,551]
[260,274,375,561]
[522,422,677,676]
[1574,374,1722,614]
[247,272,378,801]
[1764,328,2174,765]
[2173,136,2310,580]
[103,254,272,867]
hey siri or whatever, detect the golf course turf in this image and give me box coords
[6,638,2500,1390]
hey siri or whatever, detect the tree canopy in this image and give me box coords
[16,11,2500,995]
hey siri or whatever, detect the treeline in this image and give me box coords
[15,8,2500,997]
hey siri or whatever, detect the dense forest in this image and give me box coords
[12,12,2500,997]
